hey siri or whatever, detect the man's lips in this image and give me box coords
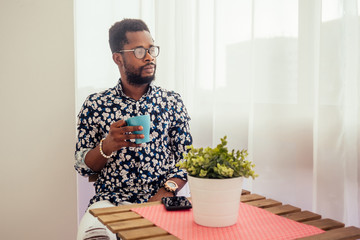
[143,64,155,70]
[142,64,155,74]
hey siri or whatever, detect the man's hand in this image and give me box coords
[147,188,174,202]
[101,120,144,155]
[84,119,144,172]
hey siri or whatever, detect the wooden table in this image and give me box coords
[90,190,360,240]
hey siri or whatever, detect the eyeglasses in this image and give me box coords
[117,46,160,59]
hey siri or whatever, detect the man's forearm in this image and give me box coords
[84,145,109,172]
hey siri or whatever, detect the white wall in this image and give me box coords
[0,0,77,239]
[74,0,148,221]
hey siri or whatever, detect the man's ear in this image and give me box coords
[112,53,123,66]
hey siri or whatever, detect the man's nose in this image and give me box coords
[143,50,154,62]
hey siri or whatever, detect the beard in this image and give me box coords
[124,61,156,86]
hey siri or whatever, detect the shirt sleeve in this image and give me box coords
[166,93,193,181]
[74,95,101,176]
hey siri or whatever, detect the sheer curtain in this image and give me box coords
[75,0,360,226]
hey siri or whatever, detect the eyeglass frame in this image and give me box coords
[116,46,160,59]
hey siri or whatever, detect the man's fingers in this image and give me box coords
[111,120,143,133]
[111,120,126,128]
[113,134,144,141]
[109,121,144,150]
[118,125,143,133]
[123,134,145,140]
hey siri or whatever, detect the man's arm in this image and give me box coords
[85,120,144,172]
[146,93,192,202]
[147,178,187,202]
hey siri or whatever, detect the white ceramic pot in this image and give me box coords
[188,175,243,227]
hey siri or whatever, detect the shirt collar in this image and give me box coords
[115,79,154,99]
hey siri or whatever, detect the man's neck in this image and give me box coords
[121,80,149,101]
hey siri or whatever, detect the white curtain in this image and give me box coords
[75,0,360,226]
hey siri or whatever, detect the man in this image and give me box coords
[75,19,192,240]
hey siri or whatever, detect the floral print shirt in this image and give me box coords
[74,80,192,206]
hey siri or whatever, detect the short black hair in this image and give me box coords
[109,18,150,53]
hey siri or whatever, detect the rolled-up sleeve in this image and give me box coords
[74,96,100,176]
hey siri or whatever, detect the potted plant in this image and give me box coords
[177,136,257,227]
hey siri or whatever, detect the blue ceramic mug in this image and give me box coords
[125,114,151,144]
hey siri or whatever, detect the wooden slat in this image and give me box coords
[302,218,345,231]
[118,226,169,240]
[142,235,180,240]
[98,211,142,224]
[245,198,282,208]
[297,226,360,240]
[264,204,301,215]
[90,201,161,216]
[282,210,321,222]
[240,194,266,203]
[108,218,154,233]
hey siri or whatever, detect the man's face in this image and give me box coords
[121,31,157,86]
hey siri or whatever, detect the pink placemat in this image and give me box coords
[132,202,324,240]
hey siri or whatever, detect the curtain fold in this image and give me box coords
[153,0,359,226]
